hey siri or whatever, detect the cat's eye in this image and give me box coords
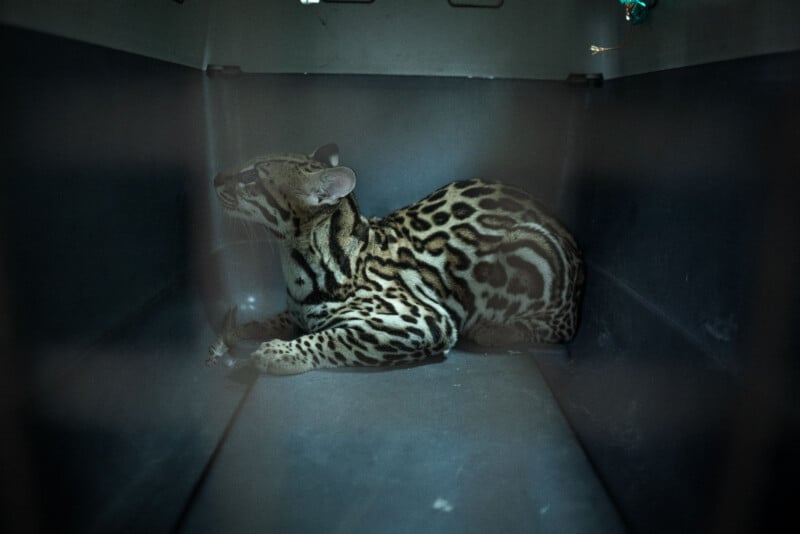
[238,168,259,185]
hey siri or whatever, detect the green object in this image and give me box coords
[619,0,650,25]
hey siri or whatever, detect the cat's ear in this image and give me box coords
[304,167,356,206]
[310,143,339,167]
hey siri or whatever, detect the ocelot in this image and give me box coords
[208,144,584,374]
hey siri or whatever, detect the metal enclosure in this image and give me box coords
[2,2,799,534]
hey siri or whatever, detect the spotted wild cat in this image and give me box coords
[208,144,583,374]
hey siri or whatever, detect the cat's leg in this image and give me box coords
[250,304,457,375]
[463,321,529,347]
[463,317,560,346]
[207,307,303,365]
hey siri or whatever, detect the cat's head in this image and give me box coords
[213,143,356,238]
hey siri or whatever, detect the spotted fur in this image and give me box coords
[209,144,583,374]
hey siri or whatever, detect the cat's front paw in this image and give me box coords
[206,337,230,366]
[251,340,313,375]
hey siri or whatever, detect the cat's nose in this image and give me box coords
[213,171,229,188]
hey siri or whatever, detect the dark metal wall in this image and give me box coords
[6,0,800,81]
[1,27,212,534]
[2,27,207,352]
[204,74,581,219]
[559,54,800,533]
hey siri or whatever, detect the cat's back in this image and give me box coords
[383,179,574,248]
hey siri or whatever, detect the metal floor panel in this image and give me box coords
[177,348,625,534]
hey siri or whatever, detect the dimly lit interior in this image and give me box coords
[2,2,799,533]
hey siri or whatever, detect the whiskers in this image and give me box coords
[221,212,272,245]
